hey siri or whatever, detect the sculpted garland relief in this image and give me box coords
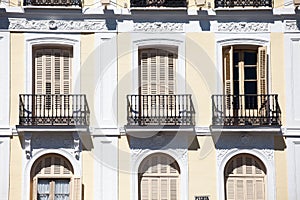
[133,22,184,32]
[218,22,269,32]
[9,18,108,31]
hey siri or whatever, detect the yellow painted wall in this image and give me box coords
[9,136,23,200]
[10,33,25,127]
[186,33,216,126]
[274,136,288,200]
[80,34,96,126]
[82,151,94,200]
[189,136,217,199]
[118,136,131,200]
[270,33,286,126]
[117,33,132,126]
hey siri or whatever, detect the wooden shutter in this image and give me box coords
[224,46,233,96]
[257,46,267,95]
[139,49,176,95]
[73,177,82,200]
[141,179,149,200]
[34,48,72,95]
[32,178,38,200]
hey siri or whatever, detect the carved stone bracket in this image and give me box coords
[134,22,184,32]
[73,133,80,160]
[24,133,32,159]
[9,18,108,31]
[285,20,299,32]
[218,22,269,32]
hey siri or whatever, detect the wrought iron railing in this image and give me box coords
[127,94,195,126]
[214,0,272,8]
[212,94,281,126]
[19,94,90,126]
[23,0,81,7]
[130,0,187,7]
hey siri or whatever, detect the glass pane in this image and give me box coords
[244,67,257,80]
[37,179,50,200]
[234,81,239,95]
[233,52,239,65]
[233,66,239,80]
[54,179,70,200]
[244,81,257,94]
[244,52,257,65]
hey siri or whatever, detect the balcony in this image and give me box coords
[19,94,90,126]
[214,0,272,8]
[130,0,187,7]
[212,94,281,127]
[23,0,81,7]
[127,94,195,127]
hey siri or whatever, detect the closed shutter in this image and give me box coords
[34,48,72,95]
[139,49,176,95]
[225,154,266,200]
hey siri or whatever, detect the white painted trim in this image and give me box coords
[131,34,186,94]
[216,149,276,200]
[0,32,10,127]
[284,35,300,127]
[24,33,81,94]
[215,35,270,94]
[131,149,188,200]
[0,137,11,200]
[94,33,118,129]
[23,149,81,200]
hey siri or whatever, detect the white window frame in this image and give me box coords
[23,149,81,200]
[131,149,188,200]
[25,34,81,94]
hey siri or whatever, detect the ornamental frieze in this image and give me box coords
[9,18,108,31]
[218,22,269,32]
[133,22,184,32]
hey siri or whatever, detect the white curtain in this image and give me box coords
[37,180,50,200]
[55,180,70,200]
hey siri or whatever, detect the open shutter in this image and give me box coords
[140,51,149,95]
[35,50,44,95]
[63,49,72,95]
[257,46,267,95]
[224,47,233,112]
[73,177,82,200]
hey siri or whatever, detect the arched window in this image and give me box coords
[224,154,266,200]
[31,154,80,200]
[138,153,180,200]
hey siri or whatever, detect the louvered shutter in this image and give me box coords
[161,179,168,200]
[73,177,82,200]
[255,179,264,200]
[151,179,159,200]
[224,47,233,112]
[246,179,254,200]
[170,178,177,200]
[257,46,267,95]
[141,179,149,200]
[226,179,235,200]
[34,48,72,95]
[139,49,176,95]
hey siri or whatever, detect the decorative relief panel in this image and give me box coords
[217,22,269,32]
[9,18,108,31]
[133,22,184,32]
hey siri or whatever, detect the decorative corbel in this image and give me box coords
[73,133,80,160]
[24,133,32,159]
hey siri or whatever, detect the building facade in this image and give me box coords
[0,0,299,199]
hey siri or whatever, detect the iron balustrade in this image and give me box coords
[130,0,187,7]
[127,94,195,126]
[19,94,90,126]
[214,0,272,7]
[23,0,81,6]
[212,94,281,126]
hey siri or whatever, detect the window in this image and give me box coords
[139,48,177,95]
[139,154,180,200]
[31,154,81,200]
[33,46,72,96]
[224,154,266,200]
[223,45,267,110]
